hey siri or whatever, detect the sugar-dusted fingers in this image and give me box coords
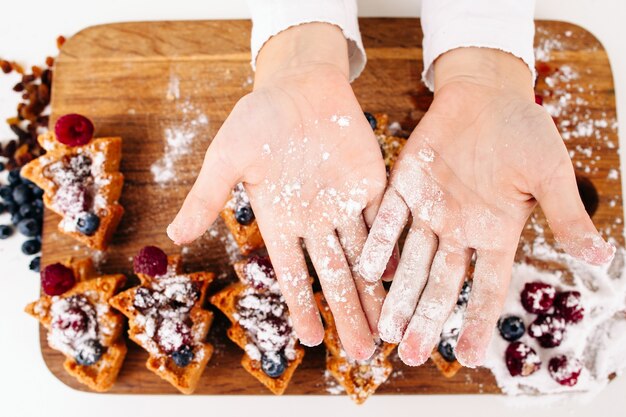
[306,232,376,360]
[359,189,410,282]
[261,230,325,347]
[397,244,471,366]
[378,224,438,343]
[455,248,516,367]
[337,217,386,335]
[532,137,615,264]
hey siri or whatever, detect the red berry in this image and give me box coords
[245,256,276,290]
[54,114,94,147]
[133,246,168,277]
[505,341,541,377]
[534,94,543,106]
[554,291,584,323]
[548,355,582,386]
[521,282,556,314]
[529,314,566,348]
[41,263,76,295]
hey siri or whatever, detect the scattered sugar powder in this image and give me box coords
[151,75,210,185]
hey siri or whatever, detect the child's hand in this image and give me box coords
[167,23,387,359]
[358,48,615,367]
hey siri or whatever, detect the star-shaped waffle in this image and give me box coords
[109,255,214,394]
[210,258,305,395]
[220,184,264,255]
[21,131,124,250]
[25,258,127,392]
[315,292,396,404]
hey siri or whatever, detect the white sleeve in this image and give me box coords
[421,0,536,91]
[247,0,366,82]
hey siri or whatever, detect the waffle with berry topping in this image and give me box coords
[210,256,304,395]
[220,183,264,255]
[21,126,124,251]
[109,249,214,394]
[315,293,396,404]
[25,258,127,392]
[369,112,408,170]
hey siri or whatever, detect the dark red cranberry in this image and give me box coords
[55,306,88,334]
[520,282,556,314]
[41,263,76,295]
[529,314,566,348]
[534,94,543,106]
[505,341,541,377]
[54,114,94,147]
[548,355,582,386]
[554,291,584,323]
[246,256,276,290]
[133,246,168,277]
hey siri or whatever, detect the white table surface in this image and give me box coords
[1,1,625,416]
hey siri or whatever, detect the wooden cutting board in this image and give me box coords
[40,19,623,395]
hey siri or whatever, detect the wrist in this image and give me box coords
[254,22,349,89]
[433,48,534,100]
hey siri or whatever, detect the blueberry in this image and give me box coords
[498,315,525,342]
[21,238,41,255]
[0,201,5,214]
[0,225,13,239]
[12,184,32,205]
[7,202,19,214]
[235,204,255,226]
[171,345,194,367]
[33,199,44,210]
[364,112,377,130]
[75,339,104,366]
[0,186,13,202]
[7,169,21,185]
[437,339,456,362]
[29,256,41,272]
[261,353,287,378]
[76,212,100,236]
[457,280,472,306]
[19,203,36,218]
[32,186,44,198]
[17,218,40,237]
[11,212,23,225]
[0,161,5,172]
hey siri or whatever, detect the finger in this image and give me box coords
[397,245,471,366]
[534,161,615,265]
[337,218,386,336]
[455,248,515,367]
[378,224,438,343]
[263,234,325,347]
[306,232,375,360]
[359,188,410,282]
[363,177,399,282]
[167,122,242,245]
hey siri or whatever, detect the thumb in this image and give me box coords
[167,120,242,245]
[534,163,615,265]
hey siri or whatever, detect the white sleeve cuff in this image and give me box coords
[421,0,536,91]
[247,0,366,82]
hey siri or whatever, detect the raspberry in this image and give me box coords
[245,256,276,290]
[554,291,584,323]
[505,341,541,377]
[548,355,582,386]
[529,314,566,348]
[133,246,168,277]
[41,263,76,295]
[520,282,556,314]
[54,114,94,147]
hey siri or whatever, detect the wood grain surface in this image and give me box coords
[39,18,623,395]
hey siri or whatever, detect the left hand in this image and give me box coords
[358,48,615,367]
